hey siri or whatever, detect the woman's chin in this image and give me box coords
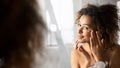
[77,39,90,45]
[77,39,89,43]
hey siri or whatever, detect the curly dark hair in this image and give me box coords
[75,4,119,47]
[0,0,46,68]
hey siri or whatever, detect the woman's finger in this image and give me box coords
[92,31,100,49]
[90,36,96,56]
[101,39,106,48]
[96,31,102,46]
[94,31,99,45]
[74,40,79,49]
[101,39,104,45]
[80,46,90,60]
[90,37,92,50]
[91,31,96,47]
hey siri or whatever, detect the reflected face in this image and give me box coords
[77,15,95,43]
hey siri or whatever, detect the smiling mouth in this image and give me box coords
[77,36,84,39]
[78,42,85,47]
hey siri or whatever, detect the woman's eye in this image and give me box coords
[78,24,81,26]
[85,27,88,29]
[83,27,89,30]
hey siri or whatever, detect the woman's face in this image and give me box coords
[77,15,95,43]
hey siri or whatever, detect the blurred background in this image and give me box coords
[37,0,120,68]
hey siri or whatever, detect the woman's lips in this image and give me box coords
[77,35,83,39]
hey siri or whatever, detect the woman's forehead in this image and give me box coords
[79,15,94,25]
[78,15,96,27]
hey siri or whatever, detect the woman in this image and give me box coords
[71,4,120,68]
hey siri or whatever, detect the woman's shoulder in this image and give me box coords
[109,44,120,60]
[109,44,120,68]
[113,44,120,52]
[71,48,83,57]
[71,47,87,61]
[109,44,120,55]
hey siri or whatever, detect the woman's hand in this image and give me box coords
[90,31,106,62]
[71,40,91,68]
[71,40,80,68]
[78,44,91,68]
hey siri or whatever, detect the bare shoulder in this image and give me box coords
[111,45,120,55]
[71,48,83,59]
[71,48,83,68]
[110,45,120,68]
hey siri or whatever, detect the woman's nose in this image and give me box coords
[77,27,83,34]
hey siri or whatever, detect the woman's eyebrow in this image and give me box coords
[82,24,92,27]
[77,22,94,27]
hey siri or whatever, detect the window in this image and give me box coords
[44,0,74,46]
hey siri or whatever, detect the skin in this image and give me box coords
[71,15,120,68]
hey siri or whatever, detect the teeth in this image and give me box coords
[78,42,86,47]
